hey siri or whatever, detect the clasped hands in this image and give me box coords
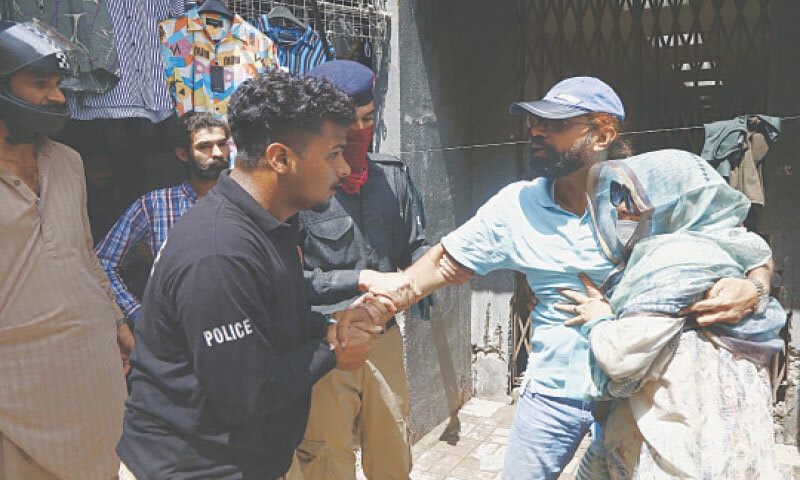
[332,249,476,370]
[327,292,400,370]
[327,269,423,371]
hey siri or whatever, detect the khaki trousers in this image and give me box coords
[298,325,411,480]
[119,454,304,480]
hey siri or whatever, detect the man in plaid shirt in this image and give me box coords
[95,112,230,373]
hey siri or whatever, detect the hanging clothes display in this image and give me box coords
[159,7,279,117]
[328,15,373,69]
[700,114,781,205]
[700,114,781,231]
[66,0,185,122]
[256,14,334,75]
[329,15,360,59]
[1,0,119,92]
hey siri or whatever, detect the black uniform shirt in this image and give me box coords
[117,171,336,480]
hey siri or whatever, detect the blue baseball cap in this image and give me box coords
[510,76,625,121]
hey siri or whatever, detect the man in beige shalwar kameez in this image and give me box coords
[0,20,127,480]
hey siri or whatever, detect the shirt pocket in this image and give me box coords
[304,216,356,266]
[363,209,396,259]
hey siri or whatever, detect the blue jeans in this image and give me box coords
[501,386,608,480]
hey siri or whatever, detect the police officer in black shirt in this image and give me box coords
[117,70,392,480]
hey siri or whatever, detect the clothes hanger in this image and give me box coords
[197,0,234,19]
[268,5,308,29]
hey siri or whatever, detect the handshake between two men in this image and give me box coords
[327,245,476,371]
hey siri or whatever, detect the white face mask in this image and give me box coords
[616,219,639,246]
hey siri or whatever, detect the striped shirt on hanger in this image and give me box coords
[257,14,335,76]
[66,0,186,121]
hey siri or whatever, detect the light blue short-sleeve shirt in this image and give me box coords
[441,178,614,400]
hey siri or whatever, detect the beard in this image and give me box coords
[309,198,332,213]
[528,134,594,179]
[188,155,227,181]
[309,181,342,212]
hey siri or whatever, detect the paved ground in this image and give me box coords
[356,397,800,480]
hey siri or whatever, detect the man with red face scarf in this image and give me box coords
[297,60,429,479]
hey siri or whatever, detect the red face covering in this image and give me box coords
[339,125,373,194]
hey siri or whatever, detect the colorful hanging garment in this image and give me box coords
[159,7,280,117]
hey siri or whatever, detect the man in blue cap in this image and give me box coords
[298,60,429,479]
[372,76,773,479]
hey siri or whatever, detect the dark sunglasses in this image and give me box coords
[525,115,595,133]
[610,181,635,212]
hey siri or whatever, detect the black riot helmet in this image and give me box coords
[0,20,72,142]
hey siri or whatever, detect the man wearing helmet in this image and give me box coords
[0,20,127,480]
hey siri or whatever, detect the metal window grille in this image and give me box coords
[510,272,534,389]
[227,0,389,42]
[514,0,774,154]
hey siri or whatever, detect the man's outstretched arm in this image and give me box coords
[360,243,475,311]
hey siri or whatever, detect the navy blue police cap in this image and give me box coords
[306,60,375,107]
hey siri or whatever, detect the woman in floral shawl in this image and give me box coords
[568,149,785,479]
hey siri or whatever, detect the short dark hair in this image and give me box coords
[166,112,230,150]
[227,70,355,169]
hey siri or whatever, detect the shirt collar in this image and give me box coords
[0,138,53,184]
[535,177,590,219]
[36,136,54,156]
[260,15,314,46]
[179,179,199,202]
[187,8,244,40]
[531,177,558,209]
[212,171,285,233]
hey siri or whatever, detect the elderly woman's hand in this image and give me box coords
[554,273,613,326]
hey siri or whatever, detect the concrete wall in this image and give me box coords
[375,0,522,440]
[379,0,473,442]
[457,2,524,403]
[762,121,800,444]
[764,0,800,444]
